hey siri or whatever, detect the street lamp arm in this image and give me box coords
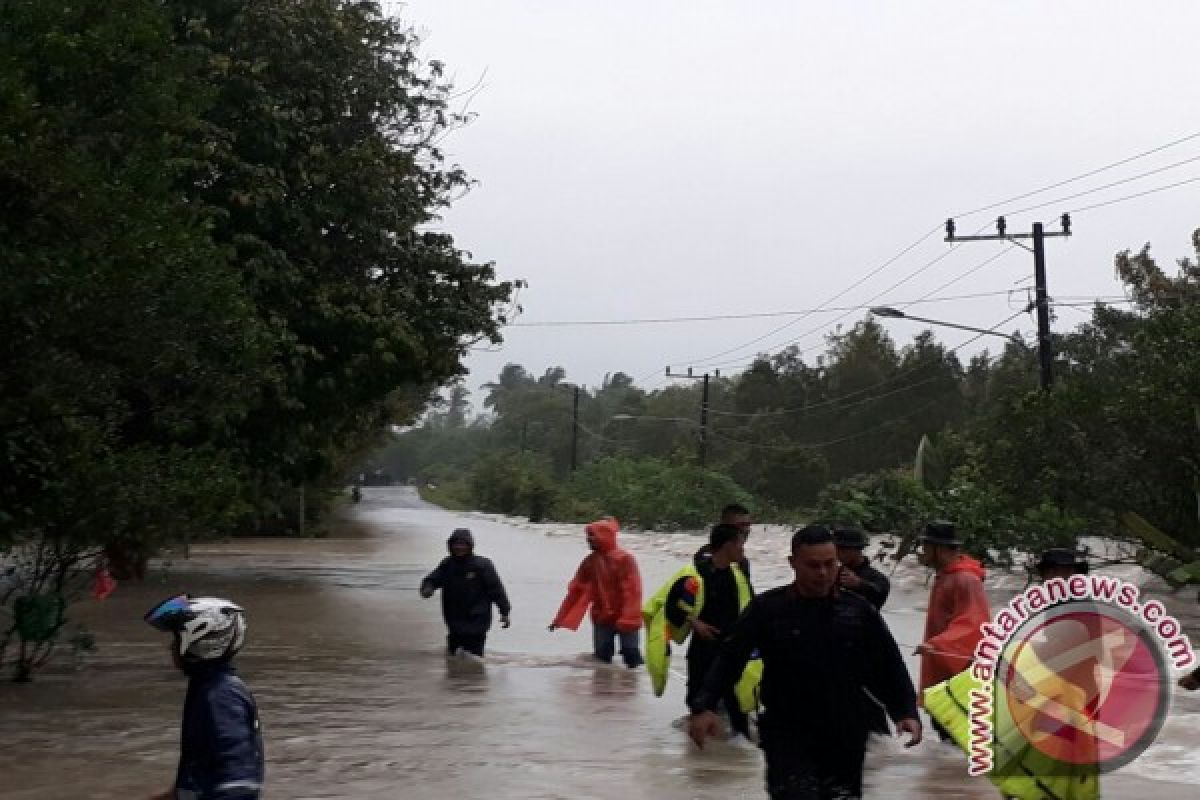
[611,414,697,425]
[869,307,1025,346]
[897,313,1024,344]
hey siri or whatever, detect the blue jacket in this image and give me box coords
[176,662,264,800]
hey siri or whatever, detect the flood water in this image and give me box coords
[2,487,1199,798]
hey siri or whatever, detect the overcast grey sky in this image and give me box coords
[392,0,1200,400]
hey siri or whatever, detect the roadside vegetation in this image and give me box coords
[0,0,512,680]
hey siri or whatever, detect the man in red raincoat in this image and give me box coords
[548,518,644,668]
[916,520,991,740]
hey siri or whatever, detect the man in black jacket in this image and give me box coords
[833,525,890,611]
[688,525,921,799]
[420,528,511,657]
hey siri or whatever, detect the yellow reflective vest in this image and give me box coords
[642,563,762,713]
[923,668,1099,800]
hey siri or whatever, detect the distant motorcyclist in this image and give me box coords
[421,528,511,657]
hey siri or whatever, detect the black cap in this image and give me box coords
[1037,547,1088,573]
[832,526,868,549]
[920,520,960,548]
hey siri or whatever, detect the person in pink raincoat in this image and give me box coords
[548,518,644,667]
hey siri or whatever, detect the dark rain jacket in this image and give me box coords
[843,557,891,610]
[176,662,264,800]
[422,554,511,636]
[690,585,917,753]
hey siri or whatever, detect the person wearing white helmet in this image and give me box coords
[144,594,264,800]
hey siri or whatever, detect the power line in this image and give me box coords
[695,230,1012,371]
[508,288,1055,328]
[708,374,946,419]
[708,397,946,452]
[896,245,1020,311]
[699,310,1031,453]
[685,244,963,369]
[665,224,944,368]
[953,129,1200,218]
[669,132,1200,373]
[702,307,1031,423]
[999,154,1200,218]
[1068,174,1200,215]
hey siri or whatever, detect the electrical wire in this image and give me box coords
[953,129,1200,218]
[694,228,1010,372]
[509,288,1044,328]
[669,132,1200,373]
[668,225,944,368]
[706,397,945,452]
[1068,175,1200,215]
[895,245,1020,312]
[702,307,1030,424]
[998,154,1200,218]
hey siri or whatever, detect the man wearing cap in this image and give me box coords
[1036,547,1089,582]
[420,528,511,657]
[916,520,991,739]
[834,525,891,611]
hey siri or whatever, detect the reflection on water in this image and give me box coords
[1,488,1197,798]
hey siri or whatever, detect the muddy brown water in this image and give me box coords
[2,487,1198,798]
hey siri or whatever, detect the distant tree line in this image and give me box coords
[378,234,1200,560]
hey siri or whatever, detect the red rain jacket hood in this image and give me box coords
[552,518,642,633]
[919,554,991,696]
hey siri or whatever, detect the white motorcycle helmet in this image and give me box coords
[144,594,247,664]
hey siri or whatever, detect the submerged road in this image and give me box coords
[1,487,1197,798]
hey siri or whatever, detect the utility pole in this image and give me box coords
[944,214,1071,390]
[570,385,580,472]
[664,367,719,467]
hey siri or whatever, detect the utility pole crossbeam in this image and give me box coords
[665,367,719,468]
[944,214,1071,390]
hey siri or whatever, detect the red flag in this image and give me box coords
[92,566,117,600]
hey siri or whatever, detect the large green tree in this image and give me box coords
[168,0,513,529]
[967,234,1200,543]
[1,0,513,677]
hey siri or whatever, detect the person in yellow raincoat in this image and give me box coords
[644,524,761,742]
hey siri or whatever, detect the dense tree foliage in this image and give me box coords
[1,0,511,679]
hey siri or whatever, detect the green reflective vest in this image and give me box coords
[642,563,762,713]
[923,668,1099,800]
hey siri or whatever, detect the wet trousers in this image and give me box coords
[446,632,486,657]
[592,624,642,667]
[686,646,750,736]
[760,713,865,800]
